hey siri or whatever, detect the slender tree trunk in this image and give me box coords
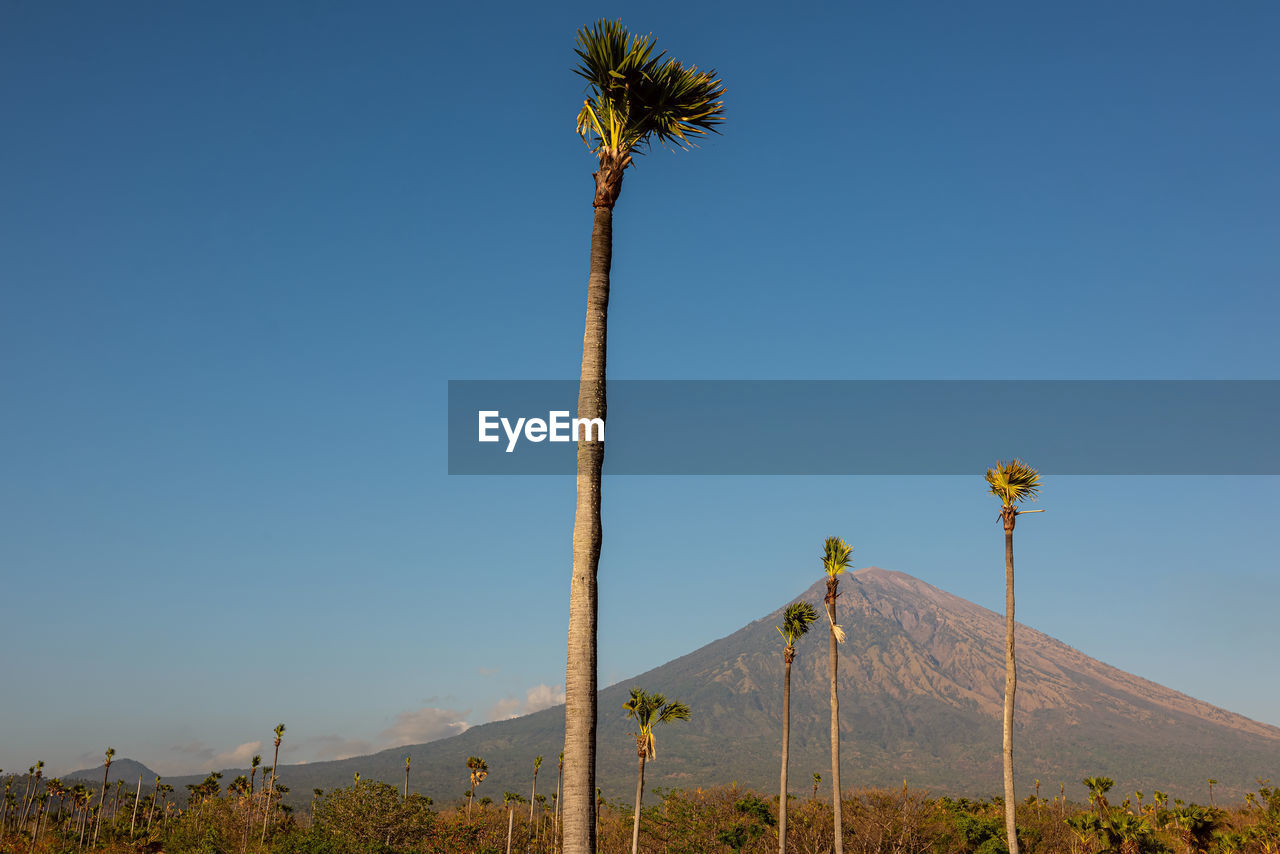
[779,647,795,854]
[554,762,563,854]
[468,786,476,821]
[530,770,538,827]
[130,774,141,836]
[826,578,844,854]
[1003,519,1020,854]
[93,764,110,847]
[565,161,620,854]
[507,806,515,854]
[630,754,647,854]
[262,740,280,844]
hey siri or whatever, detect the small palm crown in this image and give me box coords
[623,688,691,760]
[821,537,853,643]
[574,20,725,165]
[985,459,1041,528]
[777,601,819,648]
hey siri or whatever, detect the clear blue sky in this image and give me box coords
[2,1,1277,778]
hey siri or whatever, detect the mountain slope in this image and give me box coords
[166,568,1280,805]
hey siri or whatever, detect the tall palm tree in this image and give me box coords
[249,754,261,795]
[563,21,724,854]
[986,459,1042,854]
[261,722,285,843]
[776,601,819,854]
[622,688,691,854]
[466,756,488,821]
[404,756,411,801]
[92,747,113,846]
[821,536,853,854]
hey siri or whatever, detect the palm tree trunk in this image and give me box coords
[507,806,515,854]
[565,170,617,854]
[529,770,537,827]
[1003,523,1020,854]
[779,648,794,854]
[630,754,646,854]
[93,765,109,846]
[826,578,844,854]
[554,761,563,854]
[130,773,141,837]
[262,741,281,844]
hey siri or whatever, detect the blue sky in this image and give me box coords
[2,1,1277,779]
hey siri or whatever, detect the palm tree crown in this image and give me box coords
[575,20,724,160]
[573,19,725,207]
[986,459,1041,519]
[623,689,691,760]
[777,601,819,650]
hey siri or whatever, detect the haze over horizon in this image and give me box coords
[3,1,1277,780]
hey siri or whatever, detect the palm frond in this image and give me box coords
[985,459,1041,508]
[822,536,853,578]
[574,19,725,159]
[778,601,819,645]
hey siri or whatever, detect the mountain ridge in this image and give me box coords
[150,568,1280,806]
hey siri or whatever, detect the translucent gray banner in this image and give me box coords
[447,381,1279,475]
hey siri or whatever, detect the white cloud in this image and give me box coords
[298,735,376,762]
[214,741,262,767]
[489,684,566,721]
[524,684,565,714]
[380,707,471,747]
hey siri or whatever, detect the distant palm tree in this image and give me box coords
[466,756,488,821]
[404,756,411,801]
[555,751,564,852]
[987,459,1042,854]
[1207,778,1217,806]
[249,754,261,795]
[623,688,691,854]
[776,601,819,854]
[563,21,725,854]
[812,773,821,801]
[821,536,853,854]
[93,747,114,846]
[530,755,543,826]
[261,723,285,843]
[504,791,525,854]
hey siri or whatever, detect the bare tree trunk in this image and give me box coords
[130,774,141,836]
[507,806,515,854]
[826,578,844,854]
[93,763,110,847]
[1003,521,1021,854]
[779,647,795,854]
[554,761,563,854]
[565,164,619,854]
[630,754,647,854]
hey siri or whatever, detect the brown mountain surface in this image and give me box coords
[164,568,1280,806]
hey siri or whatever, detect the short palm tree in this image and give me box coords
[466,756,488,820]
[987,459,1042,854]
[822,536,853,854]
[563,22,724,854]
[623,688,691,854]
[777,601,818,854]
